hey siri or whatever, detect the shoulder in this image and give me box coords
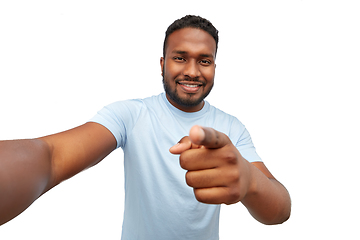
[206,104,261,162]
[89,94,164,148]
[105,98,144,113]
[205,102,248,142]
[106,93,162,112]
[207,103,244,128]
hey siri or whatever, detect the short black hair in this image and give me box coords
[163,15,219,58]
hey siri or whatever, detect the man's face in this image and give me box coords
[161,28,216,112]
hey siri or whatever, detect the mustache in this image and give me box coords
[175,78,205,85]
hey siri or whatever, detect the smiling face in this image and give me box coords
[161,27,216,112]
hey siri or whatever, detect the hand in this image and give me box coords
[169,125,253,205]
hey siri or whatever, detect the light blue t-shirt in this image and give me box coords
[90,93,261,240]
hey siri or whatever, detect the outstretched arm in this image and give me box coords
[170,125,291,225]
[0,122,116,225]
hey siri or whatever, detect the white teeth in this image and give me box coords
[182,84,199,88]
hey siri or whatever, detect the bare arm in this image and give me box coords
[0,139,52,225]
[170,125,291,225]
[242,162,291,225]
[0,122,116,225]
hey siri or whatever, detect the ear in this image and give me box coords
[160,57,164,76]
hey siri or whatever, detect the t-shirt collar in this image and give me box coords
[161,92,209,118]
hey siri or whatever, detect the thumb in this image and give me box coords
[169,136,192,155]
[169,136,203,155]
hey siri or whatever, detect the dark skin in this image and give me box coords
[161,28,215,112]
[163,28,291,224]
[0,27,290,226]
[0,123,116,225]
[170,125,291,224]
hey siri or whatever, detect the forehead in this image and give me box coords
[166,28,216,57]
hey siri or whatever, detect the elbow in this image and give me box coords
[264,211,291,225]
[259,201,291,225]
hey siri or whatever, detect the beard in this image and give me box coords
[162,73,213,109]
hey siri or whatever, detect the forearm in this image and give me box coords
[241,163,291,225]
[0,139,53,225]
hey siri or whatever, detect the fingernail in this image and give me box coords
[169,142,180,150]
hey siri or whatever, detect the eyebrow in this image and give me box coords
[172,50,214,59]
[173,50,187,55]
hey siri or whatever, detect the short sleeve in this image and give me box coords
[88,99,143,149]
[230,118,262,163]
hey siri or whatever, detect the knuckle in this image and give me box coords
[178,136,190,143]
[226,187,241,204]
[227,167,240,183]
[179,154,189,169]
[193,189,207,203]
[222,150,238,164]
[185,171,195,187]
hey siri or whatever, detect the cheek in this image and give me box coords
[202,68,215,82]
[164,60,183,78]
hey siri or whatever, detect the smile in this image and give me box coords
[178,82,203,93]
[181,83,201,88]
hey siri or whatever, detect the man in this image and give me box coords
[0,15,290,239]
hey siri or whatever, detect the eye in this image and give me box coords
[199,59,212,66]
[173,56,185,62]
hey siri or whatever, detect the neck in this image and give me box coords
[165,93,204,112]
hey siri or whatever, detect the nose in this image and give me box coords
[183,60,200,79]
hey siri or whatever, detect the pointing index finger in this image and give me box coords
[189,125,230,149]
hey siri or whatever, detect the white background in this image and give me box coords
[1,1,359,239]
